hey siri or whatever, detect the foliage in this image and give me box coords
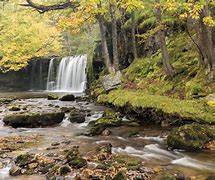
[0,2,62,71]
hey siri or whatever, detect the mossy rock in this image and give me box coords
[9,106,21,111]
[59,165,71,175]
[3,112,65,128]
[69,109,86,123]
[47,94,58,100]
[113,171,127,180]
[15,153,34,167]
[113,154,142,167]
[167,123,215,151]
[68,157,87,169]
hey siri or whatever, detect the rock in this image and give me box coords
[69,109,86,123]
[59,94,75,101]
[68,157,87,169]
[167,123,215,151]
[3,112,65,128]
[96,163,110,170]
[88,125,106,136]
[113,171,126,180]
[51,142,60,146]
[204,140,215,150]
[15,153,34,167]
[101,129,112,136]
[9,165,21,176]
[0,98,13,105]
[66,146,87,169]
[9,106,21,111]
[47,94,58,100]
[97,143,112,155]
[59,165,71,175]
[28,162,38,169]
[101,71,122,91]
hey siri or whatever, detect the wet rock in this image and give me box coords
[9,106,21,111]
[3,112,65,128]
[59,165,71,175]
[28,162,38,169]
[97,143,112,155]
[9,165,21,176]
[59,94,75,101]
[69,109,86,123]
[0,98,13,105]
[96,163,110,170]
[47,94,58,100]
[101,129,112,136]
[68,157,87,169]
[15,153,34,167]
[66,146,87,169]
[88,125,106,136]
[51,142,60,146]
[167,123,215,151]
[204,140,215,150]
[113,171,126,180]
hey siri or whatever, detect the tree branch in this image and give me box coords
[20,0,79,13]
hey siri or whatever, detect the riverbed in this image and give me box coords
[0,92,215,180]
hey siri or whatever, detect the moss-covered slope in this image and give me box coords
[98,89,215,124]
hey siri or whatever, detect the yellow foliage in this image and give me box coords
[0,7,62,71]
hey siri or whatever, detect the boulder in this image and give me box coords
[69,109,86,123]
[3,112,65,128]
[167,123,215,151]
[9,106,21,111]
[101,71,122,91]
[15,153,34,167]
[66,146,87,169]
[59,94,75,101]
[47,94,58,100]
[59,165,71,175]
[9,165,21,176]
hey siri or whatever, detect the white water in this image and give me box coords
[46,55,87,92]
[46,58,55,90]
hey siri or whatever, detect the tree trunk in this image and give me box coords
[200,4,215,79]
[155,0,175,77]
[110,4,119,71]
[211,7,215,50]
[131,12,137,59]
[97,14,113,73]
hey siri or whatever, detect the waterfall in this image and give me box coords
[46,55,87,92]
[46,58,55,91]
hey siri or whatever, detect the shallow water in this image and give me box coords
[0,92,215,179]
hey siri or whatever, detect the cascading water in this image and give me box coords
[46,55,87,92]
[46,58,55,91]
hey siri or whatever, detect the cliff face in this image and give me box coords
[0,57,51,91]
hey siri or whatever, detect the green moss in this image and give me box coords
[122,32,215,98]
[167,123,215,151]
[113,155,142,167]
[98,89,215,124]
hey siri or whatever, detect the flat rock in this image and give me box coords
[3,112,65,128]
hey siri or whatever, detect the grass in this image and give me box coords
[98,89,215,124]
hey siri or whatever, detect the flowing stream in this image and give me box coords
[0,92,215,179]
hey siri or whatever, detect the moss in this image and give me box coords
[113,155,142,167]
[98,89,215,124]
[113,171,127,180]
[167,123,215,151]
[121,32,215,99]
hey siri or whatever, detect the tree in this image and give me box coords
[0,1,62,71]
[155,0,175,77]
